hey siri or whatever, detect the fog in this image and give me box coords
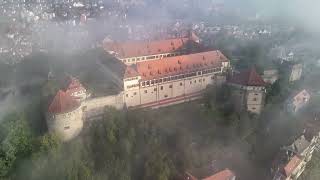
[1,1,320,180]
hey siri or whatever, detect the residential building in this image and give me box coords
[272,134,319,180]
[262,69,279,84]
[184,169,236,180]
[103,32,201,65]
[228,68,266,114]
[289,63,303,82]
[287,89,311,114]
[123,50,230,108]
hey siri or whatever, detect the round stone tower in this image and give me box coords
[46,90,84,141]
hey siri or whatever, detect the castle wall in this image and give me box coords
[229,84,265,114]
[124,71,222,108]
[84,93,124,111]
[246,90,265,114]
[46,106,83,141]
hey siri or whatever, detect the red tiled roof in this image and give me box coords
[124,64,139,79]
[104,37,190,58]
[202,169,235,180]
[48,90,81,114]
[284,155,302,177]
[229,67,266,86]
[184,172,198,180]
[65,77,86,95]
[124,51,229,80]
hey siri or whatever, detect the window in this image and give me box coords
[154,88,157,92]
[255,93,259,95]
[164,95,168,98]
[199,79,202,82]
[64,126,70,130]
[151,80,154,85]
[146,81,150,86]
[194,80,196,83]
[211,76,215,80]
[142,82,145,86]
[198,72,201,75]
[203,78,205,82]
[134,92,137,95]
[159,79,163,83]
[160,86,163,90]
[190,81,192,84]
[142,57,145,60]
[180,82,183,86]
[169,85,173,88]
[144,90,148,93]
[147,56,156,60]
[252,107,257,110]
[253,98,257,101]
[123,59,126,63]
[126,94,128,97]
[137,58,140,61]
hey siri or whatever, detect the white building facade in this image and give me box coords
[123,51,230,108]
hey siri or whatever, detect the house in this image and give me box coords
[184,169,236,180]
[289,63,303,82]
[228,67,266,114]
[272,133,319,180]
[123,50,230,108]
[287,89,311,114]
[262,69,279,84]
[202,169,236,180]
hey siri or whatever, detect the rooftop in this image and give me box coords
[124,50,229,80]
[202,169,235,180]
[284,155,302,177]
[48,90,81,114]
[65,77,86,95]
[104,37,192,59]
[229,67,266,87]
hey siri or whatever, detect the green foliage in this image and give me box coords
[203,85,237,125]
[41,80,60,98]
[0,112,32,177]
[144,150,173,180]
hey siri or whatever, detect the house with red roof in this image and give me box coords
[271,132,320,180]
[228,67,266,114]
[272,155,306,180]
[183,169,236,180]
[286,89,311,114]
[123,50,230,108]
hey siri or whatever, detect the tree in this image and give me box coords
[0,112,33,177]
[144,150,173,180]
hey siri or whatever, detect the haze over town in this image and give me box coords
[1,1,320,180]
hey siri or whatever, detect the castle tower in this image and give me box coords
[46,90,84,141]
[228,67,266,114]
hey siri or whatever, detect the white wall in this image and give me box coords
[46,106,83,142]
[84,93,124,111]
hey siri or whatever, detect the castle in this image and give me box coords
[46,34,266,141]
